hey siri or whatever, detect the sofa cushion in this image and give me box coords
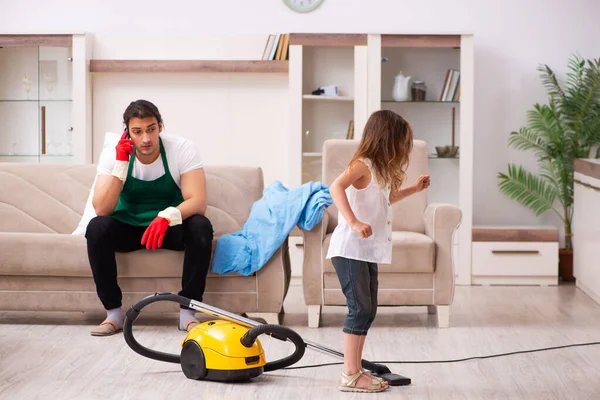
[72,132,121,235]
[322,231,434,273]
[0,162,264,236]
[0,164,96,235]
[0,232,243,278]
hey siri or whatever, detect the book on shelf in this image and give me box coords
[440,68,460,102]
[346,120,354,140]
[262,33,289,61]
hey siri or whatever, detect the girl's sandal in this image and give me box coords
[338,370,388,393]
[361,369,389,387]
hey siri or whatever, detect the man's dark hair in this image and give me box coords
[123,100,163,130]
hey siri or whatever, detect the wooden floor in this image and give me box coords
[2,281,600,399]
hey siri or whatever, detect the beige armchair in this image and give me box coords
[300,139,462,328]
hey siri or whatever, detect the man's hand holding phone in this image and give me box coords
[115,130,135,162]
[112,130,135,181]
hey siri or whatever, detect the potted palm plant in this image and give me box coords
[498,55,600,282]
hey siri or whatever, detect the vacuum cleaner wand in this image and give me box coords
[185,296,411,386]
[125,293,411,386]
[300,337,410,385]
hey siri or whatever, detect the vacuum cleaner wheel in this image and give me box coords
[181,340,207,380]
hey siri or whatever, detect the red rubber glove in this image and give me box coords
[115,130,135,162]
[141,217,169,250]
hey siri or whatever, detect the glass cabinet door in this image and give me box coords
[0,44,72,162]
[39,45,73,159]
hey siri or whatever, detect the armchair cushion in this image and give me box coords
[390,232,435,272]
[322,231,434,273]
[322,139,430,234]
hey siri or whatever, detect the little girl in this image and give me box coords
[326,110,430,393]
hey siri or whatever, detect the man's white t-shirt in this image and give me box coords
[97,133,203,186]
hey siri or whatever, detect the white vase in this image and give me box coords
[392,71,411,102]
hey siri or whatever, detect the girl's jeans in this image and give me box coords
[331,256,378,336]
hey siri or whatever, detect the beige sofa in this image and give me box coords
[301,139,462,328]
[0,163,291,324]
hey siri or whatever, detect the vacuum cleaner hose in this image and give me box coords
[123,292,306,372]
[240,324,306,372]
[123,292,191,364]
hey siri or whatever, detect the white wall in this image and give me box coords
[91,34,292,188]
[2,0,600,232]
[92,71,289,187]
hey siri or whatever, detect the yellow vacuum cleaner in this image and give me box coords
[123,292,411,386]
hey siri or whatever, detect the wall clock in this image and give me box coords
[283,0,324,13]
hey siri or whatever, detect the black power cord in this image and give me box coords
[283,341,600,370]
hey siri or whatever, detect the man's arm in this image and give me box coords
[143,168,206,250]
[177,168,207,219]
[92,131,134,216]
[92,175,124,216]
[146,139,205,242]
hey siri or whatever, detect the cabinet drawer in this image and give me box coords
[472,242,558,277]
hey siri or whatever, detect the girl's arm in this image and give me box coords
[329,161,373,238]
[389,184,418,204]
[390,175,430,204]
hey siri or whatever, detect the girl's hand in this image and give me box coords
[414,175,430,192]
[350,220,372,238]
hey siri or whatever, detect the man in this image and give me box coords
[86,99,213,336]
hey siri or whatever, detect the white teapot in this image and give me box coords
[392,71,411,101]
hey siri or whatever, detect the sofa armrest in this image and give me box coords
[255,238,291,313]
[424,203,462,305]
[300,211,329,305]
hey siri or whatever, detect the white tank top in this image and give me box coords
[326,158,393,264]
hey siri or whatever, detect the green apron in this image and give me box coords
[111,138,184,226]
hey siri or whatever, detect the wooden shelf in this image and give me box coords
[574,159,600,180]
[288,33,459,48]
[0,154,73,157]
[302,152,322,157]
[303,95,354,102]
[0,34,72,47]
[382,100,459,104]
[289,33,367,47]
[428,154,460,159]
[89,60,289,73]
[472,226,559,243]
[382,35,461,48]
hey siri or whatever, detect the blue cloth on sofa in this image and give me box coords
[211,180,332,276]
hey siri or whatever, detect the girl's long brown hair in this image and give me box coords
[349,110,413,192]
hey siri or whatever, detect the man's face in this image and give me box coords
[127,117,162,156]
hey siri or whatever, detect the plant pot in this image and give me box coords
[558,248,575,283]
[435,145,459,158]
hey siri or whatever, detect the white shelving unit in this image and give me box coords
[370,34,474,286]
[379,42,461,206]
[289,34,368,186]
[0,34,93,164]
[289,33,474,285]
